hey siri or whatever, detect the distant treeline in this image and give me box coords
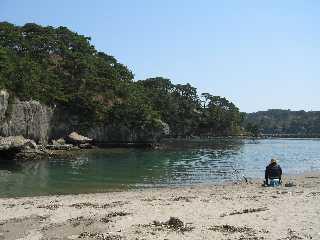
[0,22,243,138]
[244,109,320,136]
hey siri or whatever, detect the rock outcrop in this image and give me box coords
[67,132,93,144]
[0,90,9,122]
[0,135,37,151]
[0,135,47,161]
[0,90,53,144]
[0,90,167,149]
[46,144,75,151]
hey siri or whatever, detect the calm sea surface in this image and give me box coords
[0,139,320,197]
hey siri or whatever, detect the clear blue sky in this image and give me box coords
[1,0,320,112]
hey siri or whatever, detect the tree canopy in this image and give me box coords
[244,109,320,136]
[137,77,242,137]
[0,22,243,137]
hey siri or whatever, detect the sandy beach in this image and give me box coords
[0,173,319,240]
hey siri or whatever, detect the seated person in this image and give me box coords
[265,159,282,186]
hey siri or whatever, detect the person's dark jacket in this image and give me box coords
[265,163,282,184]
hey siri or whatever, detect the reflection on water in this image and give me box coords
[0,139,320,197]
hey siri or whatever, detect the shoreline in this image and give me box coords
[0,172,319,239]
[0,170,316,199]
[2,136,320,163]
[0,168,308,200]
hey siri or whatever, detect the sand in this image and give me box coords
[0,173,320,240]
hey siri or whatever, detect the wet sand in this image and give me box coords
[0,173,319,240]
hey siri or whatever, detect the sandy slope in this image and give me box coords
[0,173,320,240]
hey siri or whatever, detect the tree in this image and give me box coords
[0,22,244,138]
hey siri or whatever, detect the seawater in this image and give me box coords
[0,139,320,197]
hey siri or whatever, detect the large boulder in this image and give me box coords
[0,136,37,151]
[0,136,44,161]
[67,132,92,145]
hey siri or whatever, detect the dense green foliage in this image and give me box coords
[244,109,320,135]
[137,78,242,136]
[0,22,158,130]
[0,22,242,137]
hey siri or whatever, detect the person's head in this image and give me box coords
[270,158,277,165]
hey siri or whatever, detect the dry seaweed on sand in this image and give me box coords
[78,232,122,240]
[171,196,197,202]
[2,203,16,208]
[105,212,131,218]
[21,200,34,206]
[208,225,266,240]
[238,236,265,240]
[141,197,162,202]
[69,202,100,209]
[140,217,194,233]
[68,216,94,227]
[101,201,129,208]
[70,201,128,209]
[220,207,268,217]
[208,224,255,234]
[285,182,297,187]
[306,191,320,197]
[37,204,61,210]
[281,228,304,240]
[100,212,131,223]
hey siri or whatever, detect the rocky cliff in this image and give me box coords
[0,90,166,145]
[0,90,53,144]
[0,90,9,121]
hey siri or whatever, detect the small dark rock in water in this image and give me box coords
[285,182,296,187]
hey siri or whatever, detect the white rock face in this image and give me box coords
[0,90,53,144]
[0,90,9,122]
